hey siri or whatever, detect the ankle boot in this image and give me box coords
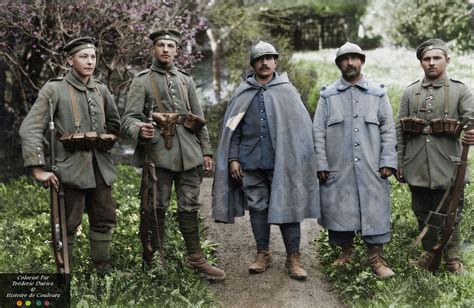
[187,252,226,281]
[445,258,467,275]
[367,244,395,278]
[178,211,226,281]
[286,252,307,280]
[248,249,272,274]
[333,241,354,266]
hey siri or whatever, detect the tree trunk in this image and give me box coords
[206,28,222,103]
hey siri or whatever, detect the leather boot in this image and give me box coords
[333,241,354,266]
[445,258,467,275]
[248,249,272,274]
[187,252,226,281]
[409,250,432,269]
[179,211,226,281]
[367,244,395,279]
[285,252,307,280]
[89,229,113,273]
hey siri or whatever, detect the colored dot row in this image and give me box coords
[16,300,51,306]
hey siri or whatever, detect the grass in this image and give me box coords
[299,48,474,307]
[0,164,218,307]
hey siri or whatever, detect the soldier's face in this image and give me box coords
[153,39,178,65]
[67,48,96,80]
[253,55,277,83]
[420,49,449,81]
[337,54,363,81]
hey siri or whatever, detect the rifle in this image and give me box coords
[48,99,70,274]
[415,120,473,272]
[139,105,165,266]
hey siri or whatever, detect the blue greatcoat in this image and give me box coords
[212,72,320,224]
[313,76,397,236]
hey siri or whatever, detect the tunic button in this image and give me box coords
[426,138,431,143]
[354,158,360,162]
[353,100,358,103]
[354,128,359,132]
[427,110,431,114]
[260,110,264,112]
[261,118,264,121]
[354,142,359,146]
[353,114,358,118]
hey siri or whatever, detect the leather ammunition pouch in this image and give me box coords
[152,112,179,149]
[400,116,428,135]
[430,118,462,137]
[401,116,462,137]
[60,132,118,152]
[183,112,206,134]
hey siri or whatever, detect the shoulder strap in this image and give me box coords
[149,72,166,112]
[176,73,191,111]
[443,78,450,117]
[67,84,81,131]
[414,79,424,116]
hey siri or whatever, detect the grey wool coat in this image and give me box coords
[212,72,320,224]
[313,76,397,236]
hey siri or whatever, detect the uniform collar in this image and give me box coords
[65,69,96,91]
[422,73,447,88]
[337,74,368,91]
[150,57,178,75]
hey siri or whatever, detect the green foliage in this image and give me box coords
[0,164,217,306]
[366,0,473,52]
[316,181,474,307]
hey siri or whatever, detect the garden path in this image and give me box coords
[199,177,344,308]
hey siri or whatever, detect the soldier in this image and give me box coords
[121,29,225,281]
[395,38,474,274]
[313,42,397,278]
[212,41,320,280]
[19,37,121,272]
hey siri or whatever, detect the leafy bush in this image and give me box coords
[0,164,217,306]
[316,181,474,307]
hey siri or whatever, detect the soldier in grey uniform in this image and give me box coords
[121,29,225,281]
[313,42,397,278]
[19,37,121,272]
[395,38,474,274]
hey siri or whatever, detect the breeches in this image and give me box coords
[64,160,116,235]
[154,167,203,212]
[241,169,273,212]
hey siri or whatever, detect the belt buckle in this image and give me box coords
[422,126,431,135]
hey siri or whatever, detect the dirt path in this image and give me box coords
[199,177,344,308]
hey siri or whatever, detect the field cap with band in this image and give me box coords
[149,29,181,44]
[416,38,448,60]
[62,37,96,55]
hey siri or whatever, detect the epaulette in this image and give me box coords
[137,69,150,77]
[320,85,328,91]
[450,77,464,84]
[178,69,190,76]
[406,79,420,88]
[48,77,64,82]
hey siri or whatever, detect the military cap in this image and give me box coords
[249,41,279,65]
[416,38,449,60]
[149,29,181,44]
[335,42,365,64]
[62,37,96,55]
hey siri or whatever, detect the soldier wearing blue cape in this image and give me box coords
[212,41,319,280]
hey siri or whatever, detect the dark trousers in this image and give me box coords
[250,209,301,254]
[409,185,464,260]
[64,159,116,235]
